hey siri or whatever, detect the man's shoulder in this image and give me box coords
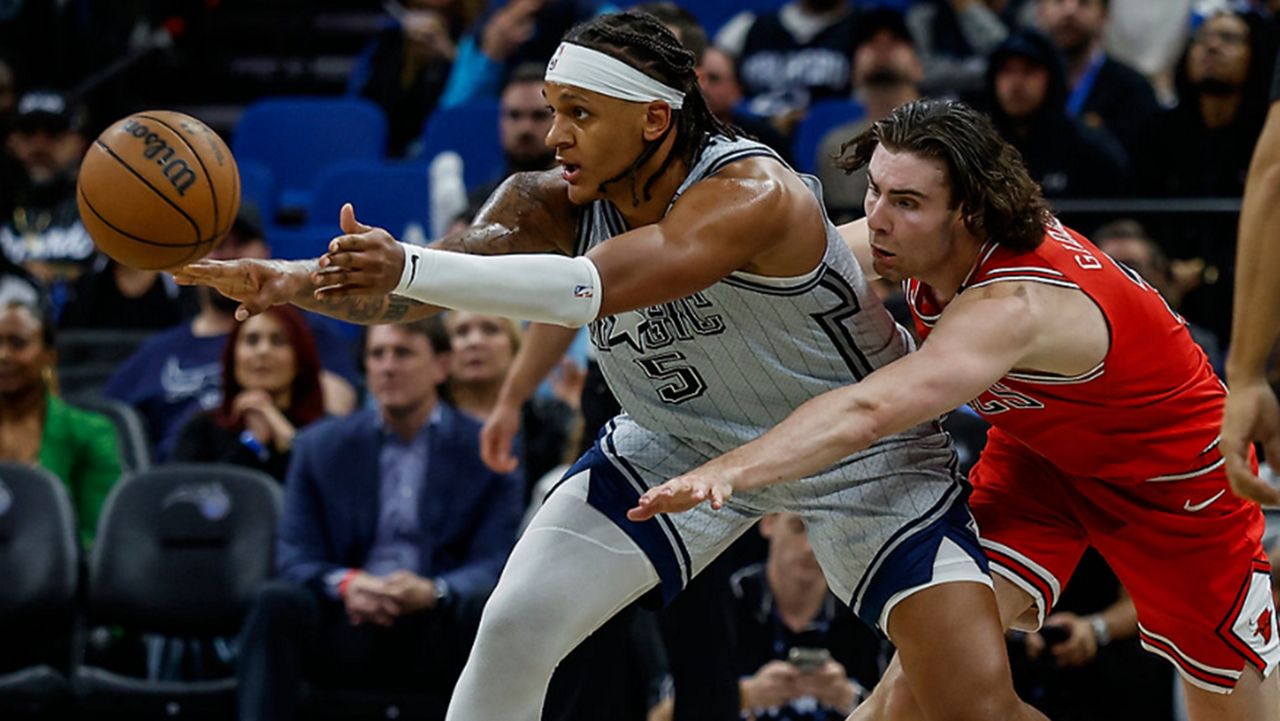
[743,8,787,44]
[495,169,570,209]
[1097,57,1157,99]
[433,402,486,452]
[295,409,379,449]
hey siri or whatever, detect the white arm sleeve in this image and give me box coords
[393,243,603,327]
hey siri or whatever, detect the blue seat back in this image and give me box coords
[236,158,276,224]
[792,99,866,175]
[415,101,505,192]
[311,160,432,241]
[233,97,387,210]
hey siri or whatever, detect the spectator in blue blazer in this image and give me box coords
[235,317,524,721]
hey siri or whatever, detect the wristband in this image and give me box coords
[1090,615,1111,647]
[337,569,359,599]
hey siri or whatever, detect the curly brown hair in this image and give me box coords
[836,99,1051,251]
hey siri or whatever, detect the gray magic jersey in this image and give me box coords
[567,135,971,621]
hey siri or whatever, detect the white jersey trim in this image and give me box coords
[1145,456,1226,483]
[982,266,1065,277]
[965,276,1081,291]
[1138,623,1241,693]
[1005,362,1106,385]
[1138,624,1242,678]
[599,420,693,586]
[727,262,824,289]
[906,282,942,325]
[850,483,965,619]
[959,241,999,288]
[877,537,992,637]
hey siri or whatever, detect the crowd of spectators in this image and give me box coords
[2,0,1280,719]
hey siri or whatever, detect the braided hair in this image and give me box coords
[563,11,738,205]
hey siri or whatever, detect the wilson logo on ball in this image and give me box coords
[122,118,198,195]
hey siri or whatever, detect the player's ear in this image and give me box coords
[641,100,674,141]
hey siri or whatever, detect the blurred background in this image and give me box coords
[0,1,1277,719]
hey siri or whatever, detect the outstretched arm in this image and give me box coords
[1223,99,1280,505]
[173,169,578,324]
[313,156,823,326]
[627,284,1036,519]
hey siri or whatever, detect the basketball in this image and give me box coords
[76,110,240,271]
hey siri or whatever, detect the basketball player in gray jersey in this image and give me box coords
[175,12,1046,721]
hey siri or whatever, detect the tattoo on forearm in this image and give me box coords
[297,294,427,324]
[381,296,424,322]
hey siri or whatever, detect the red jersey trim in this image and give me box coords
[906,282,942,326]
[968,241,1000,282]
[1006,362,1106,385]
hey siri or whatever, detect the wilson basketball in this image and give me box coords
[76,110,239,271]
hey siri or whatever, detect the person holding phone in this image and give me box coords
[731,513,885,720]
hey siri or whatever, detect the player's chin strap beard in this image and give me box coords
[597,123,678,206]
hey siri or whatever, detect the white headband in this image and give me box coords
[545,42,685,110]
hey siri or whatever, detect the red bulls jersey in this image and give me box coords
[906,219,1225,484]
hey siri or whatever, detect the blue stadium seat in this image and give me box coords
[413,100,505,192]
[232,97,387,216]
[235,159,276,226]
[311,160,431,241]
[791,99,866,175]
[264,225,331,262]
[265,160,431,261]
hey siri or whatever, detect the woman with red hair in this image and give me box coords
[173,306,326,481]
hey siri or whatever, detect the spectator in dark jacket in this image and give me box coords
[985,28,1130,198]
[235,317,523,721]
[1133,6,1277,342]
[349,0,459,156]
[1034,0,1160,160]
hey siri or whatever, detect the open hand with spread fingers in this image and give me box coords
[172,257,308,321]
[313,203,407,300]
[627,471,734,521]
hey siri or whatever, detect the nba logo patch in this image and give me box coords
[548,43,565,72]
[574,284,594,298]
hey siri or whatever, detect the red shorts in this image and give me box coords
[969,428,1279,693]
